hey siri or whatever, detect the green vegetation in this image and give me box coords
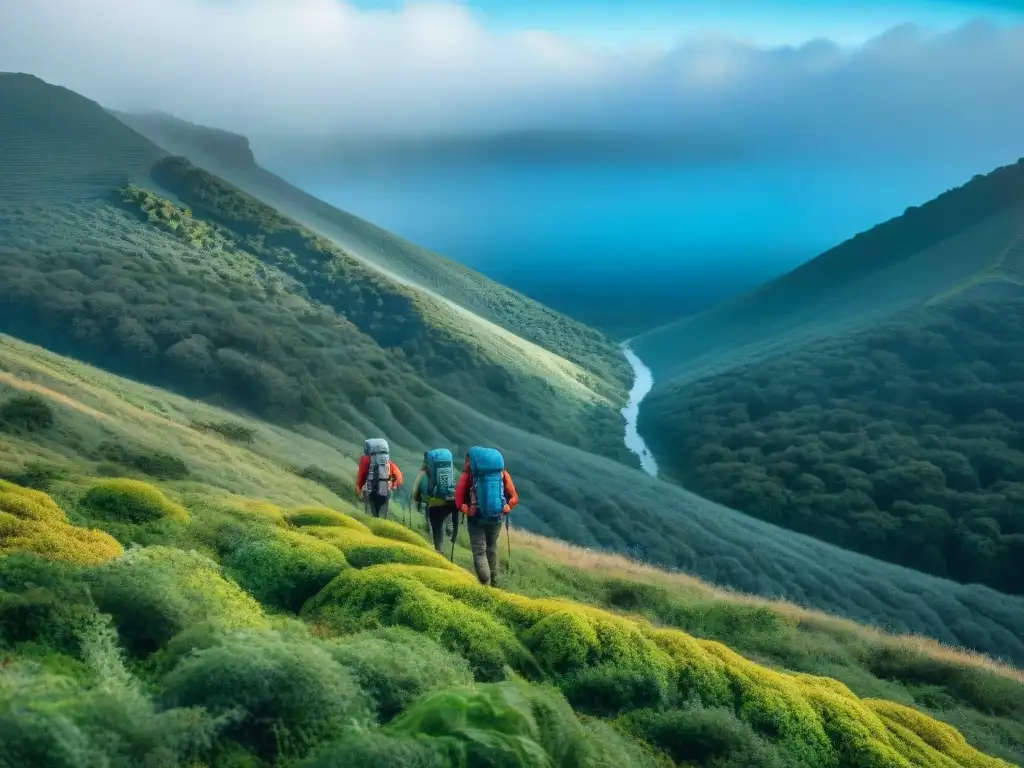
[643,290,1024,595]
[0,393,54,432]
[1,474,1019,767]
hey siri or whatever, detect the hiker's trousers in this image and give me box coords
[365,492,390,519]
[467,516,502,586]
[426,503,458,554]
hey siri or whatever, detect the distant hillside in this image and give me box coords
[0,73,631,464]
[637,158,1024,595]
[113,110,631,399]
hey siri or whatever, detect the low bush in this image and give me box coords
[0,393,53,432]
[222,528,349,613]
[297,465,361,505]
[286,506,370,532]
[301,525,460,572]
[327,626,473,721]
[80,478,189,525]
[561,662,671,717]
[87,546,266,657]
[0,622,216,768]
[0,480,123,566]
[161,628,370,761]
[97,441,190,480]
[302,565,533,681]
[191,419,257,444]
[621,706,786,767]
[356,515,432,549]
[0,553,97,657]
[0,461,67,491]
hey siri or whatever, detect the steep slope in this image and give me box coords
[7,73,1024,668]
[112,110,631,401]
[637,160,1024,595]
[632,159,1024,384]
[0,336,1022,767]
[0,73,630,462]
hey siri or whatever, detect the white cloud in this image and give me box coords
[0,0,1022,163]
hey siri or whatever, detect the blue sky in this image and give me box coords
[351,0,1024,45]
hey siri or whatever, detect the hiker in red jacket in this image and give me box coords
[355,438,403,519]
[455,447,518,586]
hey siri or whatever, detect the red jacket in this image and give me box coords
[355,456,403,494]
[455,465,518,516]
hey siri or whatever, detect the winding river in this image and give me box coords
[621,344,659,477]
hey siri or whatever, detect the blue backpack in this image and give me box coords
[468,446,506,522]
[424,448,455,502]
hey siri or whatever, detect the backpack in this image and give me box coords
[424,448,455,502]
[363,438,391,498]
[467,446,506,522]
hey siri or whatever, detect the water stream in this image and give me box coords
[621,344,659,477]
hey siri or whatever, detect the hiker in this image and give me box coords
[411,448,459,554]
[455,446,518,587]
[355,438,403,519]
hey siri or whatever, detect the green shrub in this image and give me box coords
[80,479,190,524]
[286,506,370,532]
[621,706,785,767]
[0,461,67,491]
[0,394,54,432]
[97,441,189,480]
[0,480,124,566]
[356,516,432,550]
[298,728,449,768]
[0,553,97,657]
[577,718,669,768]
[0,621,216,768]
[301,525,461,572]
[561,663,671,717]
[87,546,266,656]
[222,528,349,613]
[326,627,473,721]
[161,628,370,761]
[191,419,257,444]
[302,565,534,681]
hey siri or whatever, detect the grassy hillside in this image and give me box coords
[112,110,631,398]
[637,160,1024,596]
[0,343,1021,767]
[0,72,630,465]
[7,73,1024,669]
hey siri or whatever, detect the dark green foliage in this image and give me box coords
[79,479,189,525]
[621,707,787,768]
[86,547,265,657]
[562,663,671,718]
[644,293,1024,595]
[326,627,473,722]
[221,529,349,613]
[0,620,216,768]
[97,440,189,480]
[161,628,370,761]
[0,553,96,657]
[191,419,257,444]
[0,394,53,432]
[0,461,66,490]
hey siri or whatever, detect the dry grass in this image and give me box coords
[511,527,1024,685]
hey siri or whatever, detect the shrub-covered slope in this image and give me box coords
[3,333,1024,672]
[0,72,630,462]
[639,170,1024,595]
[0,471,1020,767]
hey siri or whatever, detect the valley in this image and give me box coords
[1,71,1023,768]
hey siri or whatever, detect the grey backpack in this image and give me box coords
[364,438,391,498]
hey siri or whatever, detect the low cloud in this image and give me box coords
[1,0,1023,162]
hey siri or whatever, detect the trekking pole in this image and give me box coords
[504,516,512,582]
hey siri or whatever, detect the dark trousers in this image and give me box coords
[467,516,503,586]
[425,503,458,554]
[365,492,390,519]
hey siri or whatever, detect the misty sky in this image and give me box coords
[1,0,1023,167]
